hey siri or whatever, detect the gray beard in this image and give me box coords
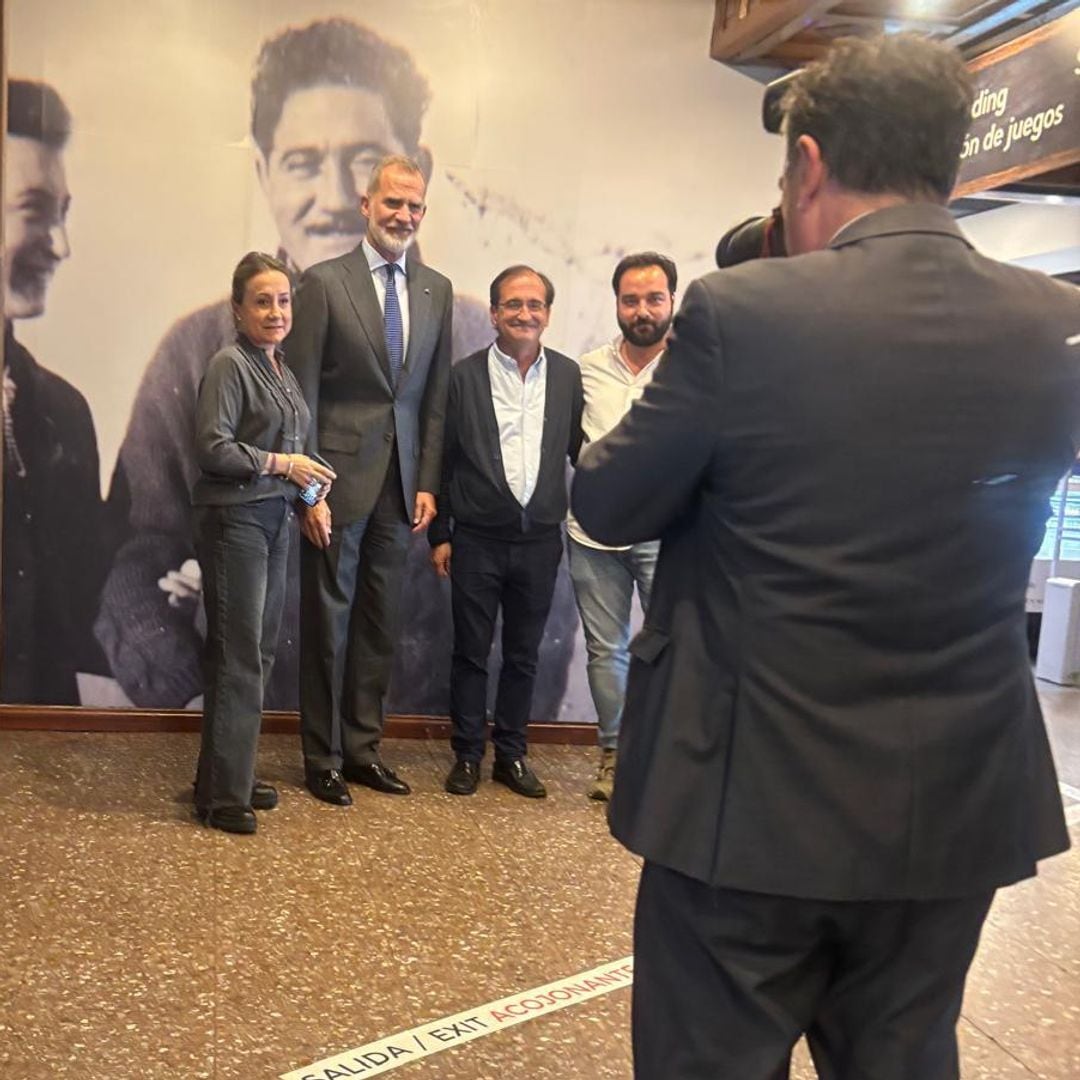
[368,223,415,259]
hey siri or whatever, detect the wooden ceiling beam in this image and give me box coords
[711,0,844,60]
[761,36,835,62]
[814,12,960,33]
[742,0,848,58]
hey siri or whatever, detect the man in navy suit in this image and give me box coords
[288,154,452,805]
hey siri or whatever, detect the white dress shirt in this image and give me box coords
[488,342,547,507]
[361,237,410,359]
[567,335,663,550]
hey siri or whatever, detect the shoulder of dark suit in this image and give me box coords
[408,260,452,293]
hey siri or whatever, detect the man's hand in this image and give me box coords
[158,558,202,608]
[431,542,452,578]
[412,491,437,533]
[300,500,332,548]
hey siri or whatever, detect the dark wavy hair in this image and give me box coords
[251,18,430,158]
[611,252,677,296]
[7,79,71,147]
[781,34,973,201]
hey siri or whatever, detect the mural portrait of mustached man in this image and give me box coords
[2,0,783,717]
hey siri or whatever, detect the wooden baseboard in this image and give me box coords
[0,705,599,745]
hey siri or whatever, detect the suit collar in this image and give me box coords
[491,340,547,376]
[402,263,434,387]
[361,235,408,276]
[340,242,437,393]
[478,352,516,504]
[342,245,392,385]
[536,352,563,491]
[828,202,971,251]
[3,323,36,381]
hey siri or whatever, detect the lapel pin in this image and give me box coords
[424,287,431,295]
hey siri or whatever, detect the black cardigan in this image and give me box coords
[429,346,583,544]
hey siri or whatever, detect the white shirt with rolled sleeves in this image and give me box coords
[567,336,663,551]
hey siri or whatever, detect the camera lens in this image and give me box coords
[716,217,770,268]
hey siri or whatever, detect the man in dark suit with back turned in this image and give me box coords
[573,34,1080,1080]
[288,154,452,806]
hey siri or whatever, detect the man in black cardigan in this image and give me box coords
[430,266,583,798]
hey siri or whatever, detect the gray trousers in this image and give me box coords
[298,458,411,772]
[194,498,290,811]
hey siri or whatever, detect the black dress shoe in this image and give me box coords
[305,769,353,806]
[198,805,257,834]
[492,758,547,799]
[445,759,480,795]
[251,781,279,811]
[343,761,411,795]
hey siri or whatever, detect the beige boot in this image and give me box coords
[588,747,617,801]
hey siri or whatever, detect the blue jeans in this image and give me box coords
[194,498,291,812]
[568,536,659,749]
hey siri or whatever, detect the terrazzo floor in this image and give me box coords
[0,690,1078,1079]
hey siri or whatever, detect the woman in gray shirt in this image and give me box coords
[192,252,335,834]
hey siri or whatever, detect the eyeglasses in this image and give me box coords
[497,299,548,313]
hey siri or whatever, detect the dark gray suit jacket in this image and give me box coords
[287,243,453,523]
[573,203,1080,902]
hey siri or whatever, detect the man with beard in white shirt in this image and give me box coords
[566,252,677,800]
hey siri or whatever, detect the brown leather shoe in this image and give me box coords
[587,749,617,802]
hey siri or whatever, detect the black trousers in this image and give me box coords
[194,498,290,811]
[633,861,994,1080]
[299,458,411,772]
[449,526,564,762]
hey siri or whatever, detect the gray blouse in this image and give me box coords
[192,336,310,506]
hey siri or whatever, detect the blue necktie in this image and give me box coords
[383,262,404,388]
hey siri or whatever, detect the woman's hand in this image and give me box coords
[279,453,336,491]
